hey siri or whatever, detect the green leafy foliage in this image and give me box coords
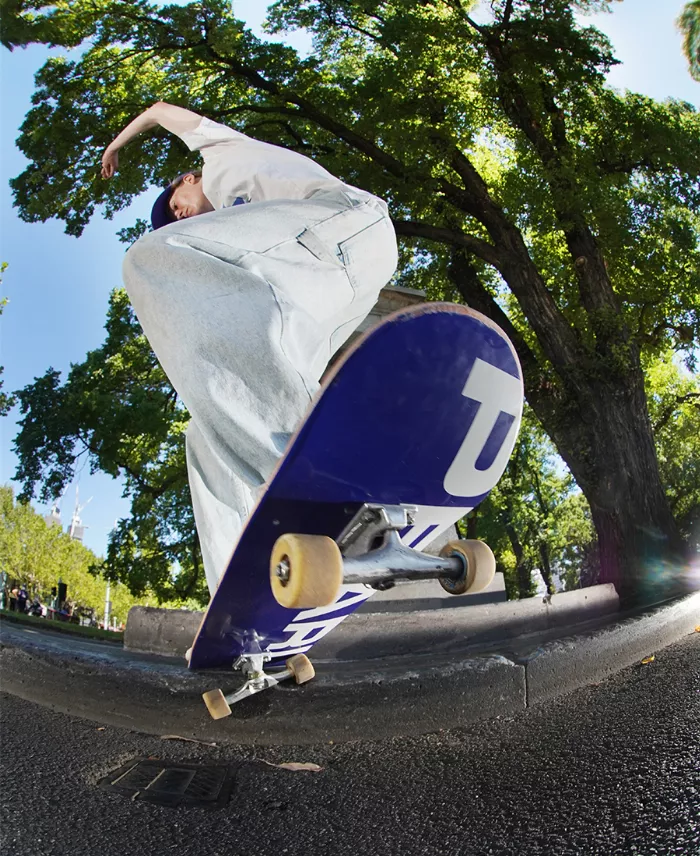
[679,1,700,81]
[645,352,700,551]
[11,289,208,603]
[462,407,597,599]
[3,0,698,601]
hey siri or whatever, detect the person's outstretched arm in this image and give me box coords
[101,102,202,178]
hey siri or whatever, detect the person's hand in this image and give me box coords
[101,146,119,179]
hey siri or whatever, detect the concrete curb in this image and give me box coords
[310,584,621,662]
[354,572,508,612]
[123,583,620,659]
[522,589,700,706]
[124,606,201,659]
[2,589,698,745]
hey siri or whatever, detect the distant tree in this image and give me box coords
[679,1,700,81]
[0,485,153,623]
[645,351,700,553]
[462,407,597,599]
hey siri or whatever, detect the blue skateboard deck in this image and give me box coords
[188,303,523,671]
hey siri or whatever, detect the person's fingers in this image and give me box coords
[100,152,116,178]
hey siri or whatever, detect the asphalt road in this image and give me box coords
[1,631,698,855]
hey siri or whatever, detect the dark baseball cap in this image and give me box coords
[150,180,178,231]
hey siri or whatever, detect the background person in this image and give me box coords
[17,586,28,614]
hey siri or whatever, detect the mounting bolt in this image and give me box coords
[275,557,291,586]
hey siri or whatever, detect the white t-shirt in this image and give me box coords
[179,117,348,209]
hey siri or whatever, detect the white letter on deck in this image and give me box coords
[443,358,522,497]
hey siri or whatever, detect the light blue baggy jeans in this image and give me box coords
[122,187,398,595]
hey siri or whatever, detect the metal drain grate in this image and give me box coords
[99,758,235,808]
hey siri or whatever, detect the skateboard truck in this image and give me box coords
[338,504,466,588]
[271,503,496,609]
[201,648,315,720]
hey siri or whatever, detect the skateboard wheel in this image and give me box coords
[438,540,496,595]
[184,647,192,663]
[202,688,232,720]
[270,533,343,609]
[286,653,315,684]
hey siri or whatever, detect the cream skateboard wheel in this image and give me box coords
[202,688,232,720]
[438,539,496,594]
[286,653,315,684]
[270,533,343,609]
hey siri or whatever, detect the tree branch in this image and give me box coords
[446,248,587,453]
[392,219,503,270]
[446,249,538,378]
[202,44,411,180]
[653,392,700,433]
[597,156,662,176]
[477,27,621,325]
[77,430,182,500]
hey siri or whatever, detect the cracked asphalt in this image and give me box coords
[1,631,698,855]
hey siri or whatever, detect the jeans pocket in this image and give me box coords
[339,215,398,298]
[296,228,345,267]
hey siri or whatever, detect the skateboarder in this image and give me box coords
[101,102,398,595]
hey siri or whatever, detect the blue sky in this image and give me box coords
[1,0,698,559]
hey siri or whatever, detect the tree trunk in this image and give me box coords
[538,542,555,596]
[505,520,533,599]
[553,367,688,605]
[447,253,688,606]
